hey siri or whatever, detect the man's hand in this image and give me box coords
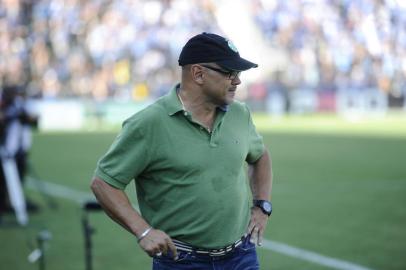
[247,207,269,246]
[138,229,178,259]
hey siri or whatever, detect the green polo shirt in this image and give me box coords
[95,84,265,248]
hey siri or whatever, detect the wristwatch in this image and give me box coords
[253,200,272,216]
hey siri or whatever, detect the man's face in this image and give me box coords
[199,63,242,106]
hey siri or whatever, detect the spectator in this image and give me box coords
[0,0,405,107]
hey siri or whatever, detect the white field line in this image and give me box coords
[26,177,139,210]
[261,239,375,270]
[26,177,94,204]
[26,178,375,270]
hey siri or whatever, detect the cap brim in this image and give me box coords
[216,57,258,71]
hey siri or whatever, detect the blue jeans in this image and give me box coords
[152,237,259,270]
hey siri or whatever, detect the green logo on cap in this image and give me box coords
[227,40,238,53]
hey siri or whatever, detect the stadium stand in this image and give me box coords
[1,0,405,114]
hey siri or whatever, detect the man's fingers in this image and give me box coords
[248,221,257,234]
[139,230,179,260]
[247,224,253,235]
[146,244,161,257]
[159,241,168,256]
[250,226,259,244]
[249,226,265,246]
[248,207,270,246]
[147,248,158,257]
[166,238,178,259]
[258,228,264,246]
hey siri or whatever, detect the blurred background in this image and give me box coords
[1,0,406,129]
[0,0,406,270]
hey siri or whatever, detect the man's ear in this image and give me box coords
[190,64,204,84]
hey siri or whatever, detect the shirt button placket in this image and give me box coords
[209,130,217,147]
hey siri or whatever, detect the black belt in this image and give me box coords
[172,235,246,257]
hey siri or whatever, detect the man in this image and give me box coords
[0,85,39,217]
[91,32,273,270]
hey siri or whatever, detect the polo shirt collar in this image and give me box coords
[165,84,184,116]
[164,83,229,116]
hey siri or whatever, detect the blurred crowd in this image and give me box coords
[0,0,219,101]
[0,0,405,106]
[251,0,406,98]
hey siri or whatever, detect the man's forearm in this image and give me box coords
[249,149,272,200]
[90,177,150,238]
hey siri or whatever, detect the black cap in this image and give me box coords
[178,32,258,71]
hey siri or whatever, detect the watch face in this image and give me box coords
[254,200,272,215]
[263,202,272,213]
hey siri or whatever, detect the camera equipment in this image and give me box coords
[1,152,28,226]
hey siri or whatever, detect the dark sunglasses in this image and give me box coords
[200,65,241,80]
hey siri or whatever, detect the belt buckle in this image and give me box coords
[208,245,231,257]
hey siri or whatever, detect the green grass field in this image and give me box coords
[1,114,405,270]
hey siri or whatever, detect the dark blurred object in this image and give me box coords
[1,85,38,128]
[28,229,52,270]
[0,199,39,214]
[82,200,103,270]
[19,110,39,127]
[83,201,103,211]
[388,92,405,108]
[0,84,40,222]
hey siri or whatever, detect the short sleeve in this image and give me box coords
[94,118,152,189]
[245,107,265,164]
